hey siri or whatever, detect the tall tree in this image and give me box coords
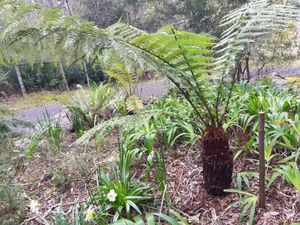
[14,65,27,96]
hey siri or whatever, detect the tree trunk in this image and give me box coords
[58,60,70,91]
[14,65,27,97]
[245,57,250,82]
[65,0,91,89]
[201,126,233,196]
[83,61,90,88]
[36,63,42,90]
[64,0,73,16]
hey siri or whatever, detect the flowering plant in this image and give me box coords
[93,169,152,222]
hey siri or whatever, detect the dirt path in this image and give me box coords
[6,79,171,133]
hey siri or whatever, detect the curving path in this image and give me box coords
[6,79,171,133]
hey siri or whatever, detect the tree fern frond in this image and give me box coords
[107,22,146,40]
[74,109,161,145]
[215,0,298,78]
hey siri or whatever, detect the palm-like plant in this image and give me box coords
[57,0,298,195]
[0,0,41,96]
[54,0,298,195]
[103,0,297,195]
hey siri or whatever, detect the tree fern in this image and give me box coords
[215,0,298,78]
[105,1,298,128]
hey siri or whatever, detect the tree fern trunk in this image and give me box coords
[201,126,233,196]
[14,65,27,97]
[58,60,70,91]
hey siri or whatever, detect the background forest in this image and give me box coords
[1,0,248,94]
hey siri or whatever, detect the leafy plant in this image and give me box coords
[67,83,115,128]
[283,163,300,192]
[38,112,62,151]
[226,80,300,160]
[93,137,152,222]
[269,162,300,192]
[66,106,87,137]
[0,182,26,225]
[0,107,10,141]
[53,204,108,225]
[103,60,143,99]
[26,111,62,159]
[111,213,181,225]
[26,132,43,160]
[104,0,297,195]
[0,71,8,86]
[225,189,258,225]
[125,95,144,113]
[236,171,258,191]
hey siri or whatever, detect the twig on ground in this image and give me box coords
[21,198,87,225]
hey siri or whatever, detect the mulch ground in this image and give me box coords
[165,145,300,224]
[10,135,300,225]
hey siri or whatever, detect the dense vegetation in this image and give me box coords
[0,0,299,224]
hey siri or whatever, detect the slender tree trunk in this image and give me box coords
[58,60,70,91]
[64,0,73,16]
[245,57,250,82]
[14,65,27,97]
[36,63,42,90]
[83,61,90,88]
[64,0,90,89]
[201,126,233,196]
[237,63,242,82]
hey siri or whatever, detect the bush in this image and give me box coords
[1,62,107,94]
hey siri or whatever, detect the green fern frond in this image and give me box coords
[74,109,160,145]
[107,22,146,40]
[215,0,298,77]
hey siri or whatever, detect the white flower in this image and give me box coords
[29,200,40,213]
[85,206,95,222]
[107,189,117,202]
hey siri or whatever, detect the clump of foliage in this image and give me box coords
[223,80,300,225]
[51,133,180,224]
[66,83,116,135]
[93,138,152,222]
[27,112,62,159]
[0,128,27,225]
[0,107,10,140]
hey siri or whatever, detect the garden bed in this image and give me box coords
[9,137,300,225]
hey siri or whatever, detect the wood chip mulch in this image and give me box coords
[165,145,300,224]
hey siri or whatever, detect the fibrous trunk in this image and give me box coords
[201,126,233,196]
